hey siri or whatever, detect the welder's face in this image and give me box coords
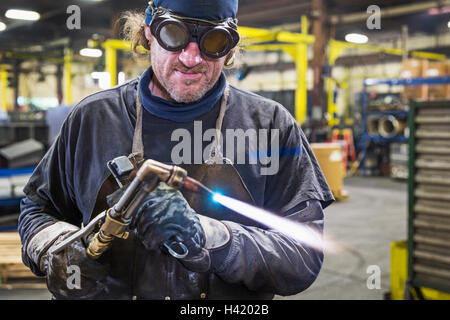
[145,25,227,104]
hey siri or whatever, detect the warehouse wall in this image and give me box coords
[14,62,102,110]
[18,64,58,110]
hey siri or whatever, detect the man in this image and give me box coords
[18,0,334,300]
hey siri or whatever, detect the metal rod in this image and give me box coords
[111,178,142,217]
[48,211,107,255]
[122,182,157,220]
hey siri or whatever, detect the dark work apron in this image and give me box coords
[90,81,263,300]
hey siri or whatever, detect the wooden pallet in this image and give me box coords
[0,232,43,285]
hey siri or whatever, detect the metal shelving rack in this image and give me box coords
[0,167,35,231]
[405,99,450,298]
[0,167,35,208]
[359,76,450,175]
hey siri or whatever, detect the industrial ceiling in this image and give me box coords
[0,0,449,59]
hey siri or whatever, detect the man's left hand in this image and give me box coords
[131,182,211,271]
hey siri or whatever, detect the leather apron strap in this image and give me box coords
[132,86,144,156]
[205,85,231,165]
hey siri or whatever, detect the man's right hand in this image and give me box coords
[41,233,108,300]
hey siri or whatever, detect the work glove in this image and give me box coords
[130,182,211,272]
[107,182,233,273]
[39,229,109,300]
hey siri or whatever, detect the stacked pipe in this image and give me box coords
[367,115,407,137]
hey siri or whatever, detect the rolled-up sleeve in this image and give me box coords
[18,114,82,275]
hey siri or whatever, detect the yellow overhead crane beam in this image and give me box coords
[237,27,278,45]
[238,25,315,45]
[410,51,447,61]
[0,65,8,111]
[0,51,64,64]
[328,39,446,66]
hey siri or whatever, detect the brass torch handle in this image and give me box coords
[86,230,115,259]
[86,208,129,259]
[86,160,188,259]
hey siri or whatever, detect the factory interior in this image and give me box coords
[0,0,450,301]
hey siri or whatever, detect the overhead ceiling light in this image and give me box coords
[345,33,369,44]
[80,48,103,58]
[5,9,40,21]
[0,22,6,32]
[448,20,450,28]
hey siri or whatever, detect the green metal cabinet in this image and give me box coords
[406,100,450,298]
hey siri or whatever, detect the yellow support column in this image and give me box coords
[22,74,29,111]
[293,16,309,125]
[390,241,450,300]
[0,65,8,111]
[327,41,347,128]
[105,44,117,88]
[341,68,352,126]
[64,49,73,105]
[294,43,308,125]
[327,78,338,127]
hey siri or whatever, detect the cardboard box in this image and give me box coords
[310,143,343,198]
[401,59,423,78]
[423,60,450,100]
[401,59,427,100]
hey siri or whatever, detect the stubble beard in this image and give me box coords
[151,57,214,104]
[165,75,212,103]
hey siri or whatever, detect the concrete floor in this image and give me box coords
[0,176,407,300]
[277,176,408,300]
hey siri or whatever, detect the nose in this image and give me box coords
[178,42,203,68]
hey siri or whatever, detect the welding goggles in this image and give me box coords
[149,6,240,59]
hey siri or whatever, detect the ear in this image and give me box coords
[224,51,235,68]
[144,24,152,41]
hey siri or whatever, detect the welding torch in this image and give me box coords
[49,157,326,260]
[49,158,212,259]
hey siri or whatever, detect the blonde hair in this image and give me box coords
[117,11,150,57]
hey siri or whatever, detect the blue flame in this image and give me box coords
[212,192,222,203]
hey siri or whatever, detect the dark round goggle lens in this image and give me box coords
[159,23,187,49]
[202,30,229,56]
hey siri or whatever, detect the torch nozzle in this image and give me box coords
[183,177,214,196]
